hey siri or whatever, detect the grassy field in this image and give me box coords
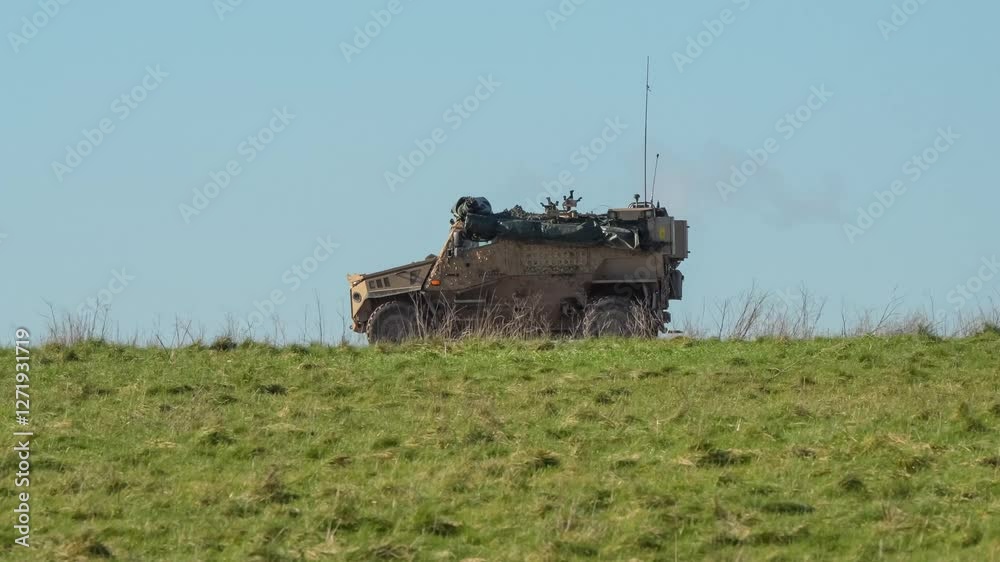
[3,332,1000,561]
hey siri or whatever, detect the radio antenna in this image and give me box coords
[650,153,660,206]
[643,56,651,204]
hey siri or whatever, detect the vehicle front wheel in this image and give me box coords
[366,301,419,344]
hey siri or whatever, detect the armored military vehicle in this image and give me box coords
[346,192,689,343]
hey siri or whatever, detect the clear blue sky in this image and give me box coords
[3,0,998,340]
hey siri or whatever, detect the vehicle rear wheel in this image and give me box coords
[366,301,419,344]
[582,296,632,337]
[582,296,659,338]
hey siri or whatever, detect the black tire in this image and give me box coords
[583,296,632,337]
[583,296,660,338]
[366,301,419,344]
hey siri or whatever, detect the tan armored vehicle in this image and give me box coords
[347,193,689,343]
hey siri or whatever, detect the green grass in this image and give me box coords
[3,333,1000,561]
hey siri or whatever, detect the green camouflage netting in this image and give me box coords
[455,196,644,249]
[463,213,638,249]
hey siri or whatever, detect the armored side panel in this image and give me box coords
[421,237,667,328]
